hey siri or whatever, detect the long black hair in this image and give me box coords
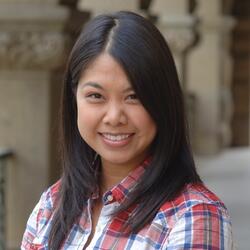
[49,11,201,249]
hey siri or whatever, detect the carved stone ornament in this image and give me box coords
[155,15,197,54]
[162,28,196,53]
[0,30,69,70]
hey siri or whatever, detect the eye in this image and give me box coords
[127,94,137,100]
[85,93,104,103]
[88,93,102,99]
[126,93,140,103]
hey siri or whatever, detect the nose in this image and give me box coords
[102,102,127,126]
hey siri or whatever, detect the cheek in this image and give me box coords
[77,106,98,136]
[143,118,157,139]
[131,108,157,137]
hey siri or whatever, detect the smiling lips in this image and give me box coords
[100,133,134,147]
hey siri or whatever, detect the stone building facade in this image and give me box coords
[0,0,249,249]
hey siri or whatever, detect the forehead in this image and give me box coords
[78,53,132,89]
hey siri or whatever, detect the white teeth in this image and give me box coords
[102,133,131,141]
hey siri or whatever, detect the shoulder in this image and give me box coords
[21,180,61,248]
[40,179,61,210]
[33,179,61,217]
[35,179,61,223]
[155,183,234,249]
[162,183,227,211]
[157,183,230,226]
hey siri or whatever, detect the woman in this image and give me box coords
[22,11,233,249]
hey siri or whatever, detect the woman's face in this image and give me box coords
[76,53,156,171]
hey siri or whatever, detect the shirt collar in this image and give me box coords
[101,157,151,205]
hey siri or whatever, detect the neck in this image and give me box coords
[99,161,136,195]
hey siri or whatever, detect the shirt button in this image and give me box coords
[107,194,113,202]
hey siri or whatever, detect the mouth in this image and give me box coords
[99,132,134,147]
[101,133,133,141]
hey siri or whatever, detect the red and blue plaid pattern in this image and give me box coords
[21,162,233,249]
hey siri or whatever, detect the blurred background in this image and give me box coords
[0,0,249,249]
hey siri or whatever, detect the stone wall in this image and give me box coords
[0,2,70,249]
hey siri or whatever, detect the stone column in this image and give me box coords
[149,0,198,144]
[0,2,69,249]
[150,0,197,89]
[187,0,235,154]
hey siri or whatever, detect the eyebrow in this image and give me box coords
[80,82,134,93]
[81,82,104,90]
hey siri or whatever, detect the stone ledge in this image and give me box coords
[0,3,68,23]
[0,3,70,69]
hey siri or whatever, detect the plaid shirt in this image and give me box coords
[22,162,233,250]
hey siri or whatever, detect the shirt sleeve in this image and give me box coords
[163,202,234,249]
[21,191,47,249]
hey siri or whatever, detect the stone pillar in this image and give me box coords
[78,0,140,16]
[149,0,198,144]
[150,0,197,89]
[0,3,69,249]
[187,0,235,154]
